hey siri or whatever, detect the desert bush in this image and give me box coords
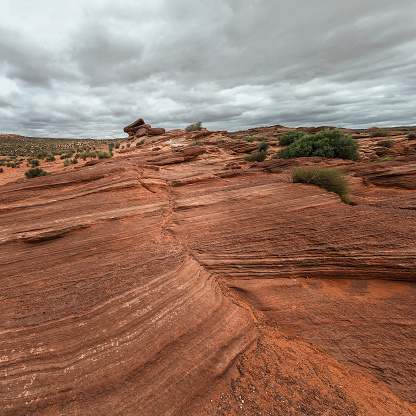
[370,129,389,138]
[97,151,112,159]
[45,155,56,162]
[25,167,48,178]
[277,129,360,161]
[244,141,269,162]
[279,130,307,146]
[136,139,145,146]
[185,121,202,132]
[63,158,70,166]
[127,143,131,148]
[189,140,203,146]
[109,143,114,151]
[292,166,350,204]
[37,151,52,159]
[115,142,120,149]
[244,150,268,162]
[407,133,416,139]
[258,141,269,152]
[71,158,78,164]
[377,140,394,148]
[0,167,3,173]
[31,159,40,167]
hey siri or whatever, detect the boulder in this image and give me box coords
[123,118,145,133]
[135,128,148,138]
[148,128,166,136]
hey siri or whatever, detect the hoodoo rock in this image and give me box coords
[0,124,415,415]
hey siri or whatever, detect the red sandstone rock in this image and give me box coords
[123,117,145,133]
[1,126,416,415]
[134,127,148,138]
[147,127,166,135]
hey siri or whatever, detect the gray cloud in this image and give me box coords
[1,0,415,139]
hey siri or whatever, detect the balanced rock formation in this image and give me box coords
[123,118,165,139]
[0,125,415,415]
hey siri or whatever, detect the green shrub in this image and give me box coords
[136,139,145,146]
[189,140,203,146]
[45,155,56,162]
[63,158,70,166]
[0,167,3,173]
[277,129,360,161]
[25,167,48,178]
[258,141,269,152]
[408,133,416,139]
[109,143,114,151]
[115,142,120,149]
[127,143,131,148]
[71,158,78,164]
[37,151,52,159]
[279,130,307,146]
[377,140,394,148]
[292,166,350,204]
[370,129,389,138]
[31,159,40,167]
[185,121,202,132]
[244,150,268,162]
[97,151,112,159]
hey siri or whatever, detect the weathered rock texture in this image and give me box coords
[0,126,415,415]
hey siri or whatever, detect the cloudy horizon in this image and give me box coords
[1,0,416,139]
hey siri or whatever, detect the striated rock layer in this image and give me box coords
[1,127,416,415]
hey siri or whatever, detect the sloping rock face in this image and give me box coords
[0,160,256,415]
[1,127,416,415]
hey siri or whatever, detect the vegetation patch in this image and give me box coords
[370,129,389,138]
[407,133,416,139]
[189,140,203,146]
[377,140,394,148]
[292,166,351,204]
[277,129,360,161]
[244,141,269,162]
[25,167,48,178]
[278,130,307,146]
[185,121,202,132]
[372,156,394,162]
[97,151,112,159]
[136,139,145,146]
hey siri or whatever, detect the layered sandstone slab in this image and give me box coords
[170,171,416,405]
[0,159,256,415]
[1,130,416,415]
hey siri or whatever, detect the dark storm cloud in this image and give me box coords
[1,0,415,138]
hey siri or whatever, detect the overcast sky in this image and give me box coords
[1,0,415,139]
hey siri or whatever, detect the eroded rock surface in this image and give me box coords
[1,126,415,415]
